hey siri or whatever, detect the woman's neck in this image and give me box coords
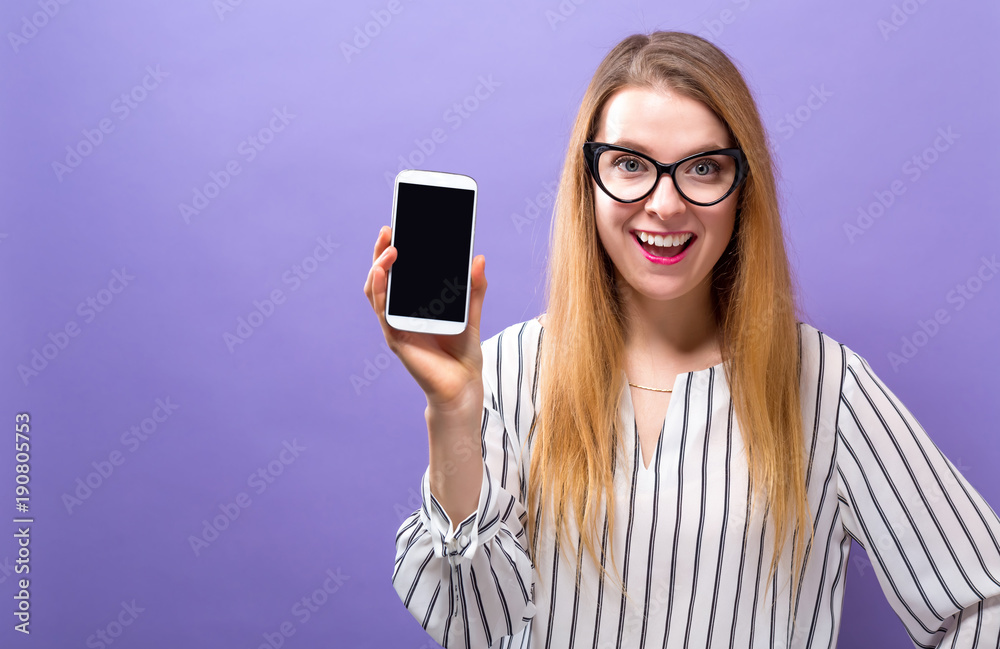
[620,275,723,371]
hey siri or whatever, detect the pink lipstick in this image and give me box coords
[631,230,695,265]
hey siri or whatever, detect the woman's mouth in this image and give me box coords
[631,230,695,264]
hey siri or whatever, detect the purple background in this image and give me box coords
[1,1,998,647]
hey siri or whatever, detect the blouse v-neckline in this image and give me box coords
[620,360,725,474]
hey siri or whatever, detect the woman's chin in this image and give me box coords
[615,268,714,306]
[621,280,690,303]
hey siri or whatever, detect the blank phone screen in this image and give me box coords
[387,182,475,322]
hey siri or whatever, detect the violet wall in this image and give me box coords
[1,1,998,647]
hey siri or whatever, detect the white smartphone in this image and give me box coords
[385,169,477,335]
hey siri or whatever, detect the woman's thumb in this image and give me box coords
[467,255,487,332]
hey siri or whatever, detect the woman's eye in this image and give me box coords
[615,157,644,173]
[691,159,720,176]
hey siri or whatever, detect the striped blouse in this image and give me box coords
[392,316,1000,648]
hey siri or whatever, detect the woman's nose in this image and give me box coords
[644,173,686,219]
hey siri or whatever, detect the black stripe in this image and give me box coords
[615,417,642,648]
[568,537,584,649]
[495,528,531,604]
[514,321,526,457]
[497,329,507,490]
[805,328,827,489]
[728,468,752,649]
[705,398,734,648]
[591,508,610,649]
[747,503,769,647]
[543,530,561,649]
[393,520,424,578]
[457,566,471,649]
[442,562,454,647]
[482,545,513,636]
[422,582,440,629]
[769,568,778,648]
[528,323,543,437]
[394,527,430,579]
[404,547,435,607]
[666,372,695,647]
[395,514,420,545]
[468,564,493,647]
[822,533,850,649]
[639,411,665,648]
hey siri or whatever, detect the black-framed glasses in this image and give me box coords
[583,142,748,206]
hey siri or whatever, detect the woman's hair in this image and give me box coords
[527,31,809,591]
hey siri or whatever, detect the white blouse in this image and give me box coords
[392,316,1000,648]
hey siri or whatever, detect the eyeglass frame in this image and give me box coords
[582,142,749,207]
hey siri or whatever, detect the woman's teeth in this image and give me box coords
[637,231,692,247]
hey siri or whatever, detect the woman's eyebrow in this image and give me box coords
[610,138,730,158]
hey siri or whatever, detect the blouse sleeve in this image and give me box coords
[391,328,537,648]
[835,346,1000,647]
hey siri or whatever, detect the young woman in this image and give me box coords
[364,31,1000,648]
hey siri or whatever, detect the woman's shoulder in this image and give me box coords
[794,320,876,395]
[480,315,546,393]
[481,314,546,348]
[796,320,841,367]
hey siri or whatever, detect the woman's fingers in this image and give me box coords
[363,228,385,303]
[363,226,402,352]
[372,225,391,264]
[371,247,397,325]
[364,226,394,308]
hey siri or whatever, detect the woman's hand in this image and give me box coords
[362,225,488,413]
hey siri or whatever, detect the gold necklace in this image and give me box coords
[628,381,672,393]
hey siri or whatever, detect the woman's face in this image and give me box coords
[591,85,739,306]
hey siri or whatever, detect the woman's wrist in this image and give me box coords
[425,394,485,529]
[424,376,483,417]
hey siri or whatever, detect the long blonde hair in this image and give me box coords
[527,31,809,591]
